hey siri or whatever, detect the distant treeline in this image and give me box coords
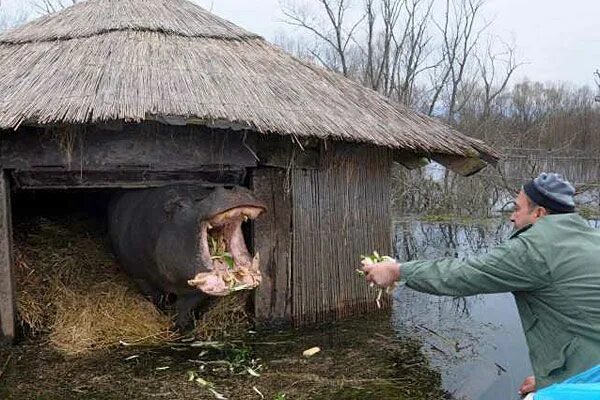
[392,81,600,217]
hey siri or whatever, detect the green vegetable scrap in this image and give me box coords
[209,235,234,269]
[186,370,228,399]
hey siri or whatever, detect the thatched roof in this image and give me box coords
[0,0,500,165]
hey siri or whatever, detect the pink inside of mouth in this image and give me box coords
[189,206,263,296]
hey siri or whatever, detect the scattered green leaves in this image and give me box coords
[253,386,265,399]
[185,344,262,399]
[208,388,228,399]
[186,370,228,399]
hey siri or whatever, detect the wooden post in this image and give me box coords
[251,168,293,326]
[0,169,15,343]
[431,153,487,177]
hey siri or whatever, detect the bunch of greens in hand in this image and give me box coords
[357,251,397,308]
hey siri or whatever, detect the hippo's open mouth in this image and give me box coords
[188,206,264,296]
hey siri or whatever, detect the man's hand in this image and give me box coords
[518,375,535,396]
[361,261,401,287]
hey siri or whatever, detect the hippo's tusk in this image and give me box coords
[251,252,260,272]
[188,278,205,287]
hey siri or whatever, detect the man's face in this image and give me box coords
[510,190,546,230]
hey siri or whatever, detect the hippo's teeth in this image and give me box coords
[243,215,249,222]
[207,223,213,230]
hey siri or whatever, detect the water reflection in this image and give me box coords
[391,218,530,400]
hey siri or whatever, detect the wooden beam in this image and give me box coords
[12,168,247,189]
[0,123,258,171]
[248,134,320,169]
[393,149,492,176]
[0,124,324,173]
[251,168,293,326]
[0,170,15,343]
[431,154,488,177]
[392,151,430,170]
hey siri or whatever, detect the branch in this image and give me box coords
[281,8,339,51]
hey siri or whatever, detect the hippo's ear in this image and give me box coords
[163,196,186,217]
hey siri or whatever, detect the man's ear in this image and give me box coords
[536,207,549,218]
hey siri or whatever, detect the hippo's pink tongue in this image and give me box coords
[188,253,261,296]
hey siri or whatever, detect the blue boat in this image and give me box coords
[533,365,600,400]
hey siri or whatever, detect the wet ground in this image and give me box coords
[0,315,447,400]
[3,193,448,399]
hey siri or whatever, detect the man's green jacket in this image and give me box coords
[401,213,600,388]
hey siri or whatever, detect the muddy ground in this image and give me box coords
[0,315,447,400]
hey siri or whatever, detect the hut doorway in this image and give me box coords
[9,184,260,352]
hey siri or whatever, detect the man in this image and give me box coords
[363,172,600,395]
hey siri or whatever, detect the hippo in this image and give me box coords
[108,184,266,330]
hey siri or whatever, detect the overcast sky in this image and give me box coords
[3,0,598,87]
[194,0,600,88]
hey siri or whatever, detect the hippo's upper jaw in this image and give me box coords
[188,205,264,296]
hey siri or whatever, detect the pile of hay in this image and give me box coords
[194,291,251,340]
[15,216,251,354]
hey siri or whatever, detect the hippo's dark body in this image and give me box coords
[108,185,265,329]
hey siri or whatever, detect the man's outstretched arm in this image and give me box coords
[363,236,549,296]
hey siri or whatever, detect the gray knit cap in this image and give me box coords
[523,172,575,213]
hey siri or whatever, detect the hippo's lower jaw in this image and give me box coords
[188,205,264,296]
[188,253,260,296]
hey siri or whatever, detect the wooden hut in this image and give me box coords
[0,0,500,343]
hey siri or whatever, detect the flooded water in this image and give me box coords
[390,217,530,400]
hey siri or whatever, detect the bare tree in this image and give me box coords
[288,0,435,106]
[476,38,520,119]
[393,0,435,105]
[427,0,489,120]
[281,0,365,76]
[363,0,377,85]
[281,0,519,121]
[30,0,78,15]
[594,69,600,102]
[363,0,402,92]
[362,0,434,102]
